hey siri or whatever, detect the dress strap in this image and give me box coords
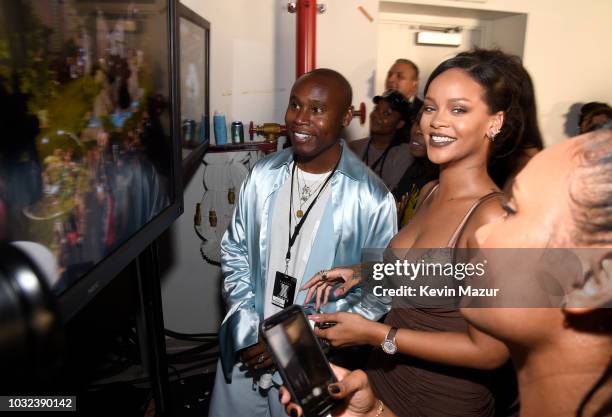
[413,181,439,213]
[447,191,504,248]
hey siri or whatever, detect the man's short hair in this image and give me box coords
[297,68,353,110]
[394,58,419,79]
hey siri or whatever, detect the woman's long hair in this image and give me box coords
[424,49,543,187]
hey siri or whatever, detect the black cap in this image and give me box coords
[373,89,413,121]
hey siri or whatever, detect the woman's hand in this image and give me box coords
[308,312,388,348]
[280,364,386,417]
[302,267,363,310]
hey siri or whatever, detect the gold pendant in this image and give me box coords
[296,209,304,218]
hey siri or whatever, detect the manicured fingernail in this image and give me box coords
[328,384,341,395]
[308,315,320,320]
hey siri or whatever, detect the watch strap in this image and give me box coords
[385,326,398,343]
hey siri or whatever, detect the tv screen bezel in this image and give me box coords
[178,3,211,174]
[56,0,184,323]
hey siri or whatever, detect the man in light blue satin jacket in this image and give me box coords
[209,69,398,417]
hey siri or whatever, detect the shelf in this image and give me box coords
[206,141,277,153]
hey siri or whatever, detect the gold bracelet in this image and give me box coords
[373,399,384,417]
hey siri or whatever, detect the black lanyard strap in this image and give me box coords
[286,155,340,268]
[363,137,393,176]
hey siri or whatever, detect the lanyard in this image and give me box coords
[285,156,340,272]
[363,137,393,177]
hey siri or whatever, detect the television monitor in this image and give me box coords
[0,0,182,321]
[178,3,210,163]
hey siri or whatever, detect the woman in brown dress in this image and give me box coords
[282,126,612,417]
[302,50,535,417]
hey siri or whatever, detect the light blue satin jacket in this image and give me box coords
[218,142,397,379]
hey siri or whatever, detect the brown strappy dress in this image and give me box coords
[366,182,504,417]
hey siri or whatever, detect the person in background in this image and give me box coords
[385,59,422,109]
[578,101,611,134]
[385,59,423,134]
[393,113,438,226]
[208,68,397,417]
[349,90,415,193]
[581,106,612,133]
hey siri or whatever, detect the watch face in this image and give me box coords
[382,339,397,355]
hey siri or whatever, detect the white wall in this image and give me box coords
[182,0,294,135]
[380,0,612,144]
[489,14,526,58]
[317,0,380,140]
[161,163,220,333]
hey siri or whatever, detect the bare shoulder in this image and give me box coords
[460,195,505,248]
[471,194,505,226]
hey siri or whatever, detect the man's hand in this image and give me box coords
[239,336,274,372]
[302,266,363,310]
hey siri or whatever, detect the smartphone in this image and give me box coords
[260,305,337,417]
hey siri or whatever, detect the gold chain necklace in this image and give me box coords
[295,168,326,218]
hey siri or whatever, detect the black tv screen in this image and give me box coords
[0,0,182,320]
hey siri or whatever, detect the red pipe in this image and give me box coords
[296,0,316,78]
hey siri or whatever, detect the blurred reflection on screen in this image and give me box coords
[0,0,173,294]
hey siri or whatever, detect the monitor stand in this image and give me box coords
[135,240,171,416]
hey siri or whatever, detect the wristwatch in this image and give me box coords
[381,326,398,355]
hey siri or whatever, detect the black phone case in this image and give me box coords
[260,305,337,417]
